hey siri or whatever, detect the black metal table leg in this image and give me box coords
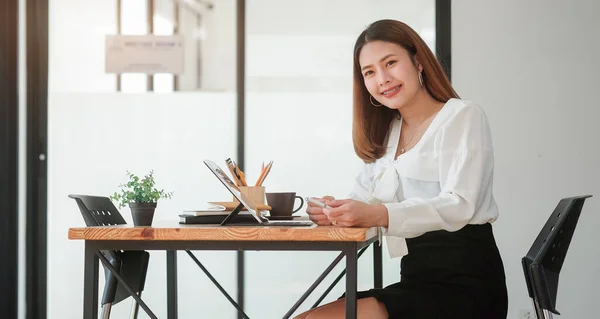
[83,242,99,319]
[283,252,345,319]
[345,243,358,319]
[237,250,245,319]
[311,245,370,309]
[373,243,382,288]
[185,251,251,319]
[167,251,178,319]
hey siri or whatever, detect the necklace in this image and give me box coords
[398,116,430,154]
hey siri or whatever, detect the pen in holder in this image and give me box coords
[234,186,267,214]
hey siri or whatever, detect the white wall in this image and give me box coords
[453,1,600,318]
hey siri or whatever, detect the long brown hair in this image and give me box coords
[352,19,459,163]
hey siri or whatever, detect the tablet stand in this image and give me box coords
[220,203,261,226]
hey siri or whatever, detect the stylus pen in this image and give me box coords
[305,197,332,209]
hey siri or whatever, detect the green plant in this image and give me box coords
[110,170,173,208]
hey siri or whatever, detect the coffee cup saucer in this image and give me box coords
[265,215,296,221]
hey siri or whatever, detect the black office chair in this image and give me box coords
[522,195,592,319]
[69,194,150,319]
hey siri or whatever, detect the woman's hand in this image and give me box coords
[306,196,335,226]
[323,199,388,228]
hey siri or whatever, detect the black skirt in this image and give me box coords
[350,223,508,319]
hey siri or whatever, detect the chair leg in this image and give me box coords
[101,303,112,319]
[531,298,543,319]
[130,292,142,319]
[542,310,554,319]
[531,298,554,319]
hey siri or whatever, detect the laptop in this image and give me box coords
[203,159,314,227]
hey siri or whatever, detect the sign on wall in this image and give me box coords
[105,35,184,74]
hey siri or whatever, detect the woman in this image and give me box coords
[296,20,508,319]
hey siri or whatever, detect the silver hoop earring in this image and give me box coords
[370,95,382,107]
[418,72,424,87]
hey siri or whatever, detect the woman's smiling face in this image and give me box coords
[359,40,422,110]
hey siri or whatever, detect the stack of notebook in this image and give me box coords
[179,203,255,224]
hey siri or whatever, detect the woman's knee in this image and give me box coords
[304,297,387,319]
[359,297,388,317]
[292,313,309,319]
[303,300,344,319]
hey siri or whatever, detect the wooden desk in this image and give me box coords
[69,222,381,319]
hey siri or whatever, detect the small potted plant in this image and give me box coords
[110,170,173,226]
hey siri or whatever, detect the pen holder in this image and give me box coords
[234,186,266,207]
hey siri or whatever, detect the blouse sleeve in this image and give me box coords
[383,105,497,238]
[347,163,376,203]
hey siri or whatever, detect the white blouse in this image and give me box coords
[348,98,499,258]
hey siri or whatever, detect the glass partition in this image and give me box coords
[49,0,236,93]
[47,92,239,318]
[244,0,435,317]
[47,0,435,318]
[48,0,238,318]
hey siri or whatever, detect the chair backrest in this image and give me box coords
[68,194,127,226]
[69,194,149,306]
[522,195,592,315]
